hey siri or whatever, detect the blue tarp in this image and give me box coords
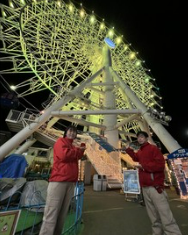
[0,154,28,178]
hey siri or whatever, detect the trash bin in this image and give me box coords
[102,175,107,191]
[93,174,107,191]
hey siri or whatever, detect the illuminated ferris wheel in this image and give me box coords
[0,0,180,154]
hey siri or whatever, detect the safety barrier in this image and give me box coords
[0,181,84,235]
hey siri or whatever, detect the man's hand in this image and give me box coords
[133,162,142,168]
[80,146,86,151]
[80,143,86,151]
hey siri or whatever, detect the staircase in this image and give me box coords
[85,133,122,189]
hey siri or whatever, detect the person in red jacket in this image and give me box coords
[39,125,86,235]
[125,131,182,235]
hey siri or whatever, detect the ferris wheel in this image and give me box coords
[0,0,181,156]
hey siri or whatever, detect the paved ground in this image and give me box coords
[80,185,188,235]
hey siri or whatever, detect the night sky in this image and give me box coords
[0,0,187,148]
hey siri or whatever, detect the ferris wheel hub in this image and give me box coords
[104,37,116,49]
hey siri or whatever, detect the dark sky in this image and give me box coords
[0,0,187,148]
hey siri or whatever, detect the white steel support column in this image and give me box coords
[0,68,104,161]
[14,138,37,155]
[103,46,119,148]
[111,68,181,153]
[51,109,140,116]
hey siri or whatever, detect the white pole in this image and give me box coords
[59,115,106,130]
[114,114,140,128]
[103,45,119,148]
[51,109,141,116]
[14,138,37,155]
[110,68,181,153]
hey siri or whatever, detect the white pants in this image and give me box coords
[39,181,75,235]
[142,187,182,235]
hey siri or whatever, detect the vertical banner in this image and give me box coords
[123,169,140,194]
[167,148,188,199]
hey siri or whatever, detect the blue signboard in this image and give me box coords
[167,148,188,159]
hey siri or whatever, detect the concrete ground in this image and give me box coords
[80,185,188,235]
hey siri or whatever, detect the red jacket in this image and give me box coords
[49,137,84,182]
[126,142,165,188]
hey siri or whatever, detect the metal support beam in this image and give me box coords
[59,115,106,130]
[110,67,181,153]
[51,109,141,116]
[14,138,37,155]
[115,114,140,129]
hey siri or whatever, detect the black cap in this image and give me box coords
[136,131,149,138]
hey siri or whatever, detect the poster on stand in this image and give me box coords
[123,169,140,194]
[0,210,21,235]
